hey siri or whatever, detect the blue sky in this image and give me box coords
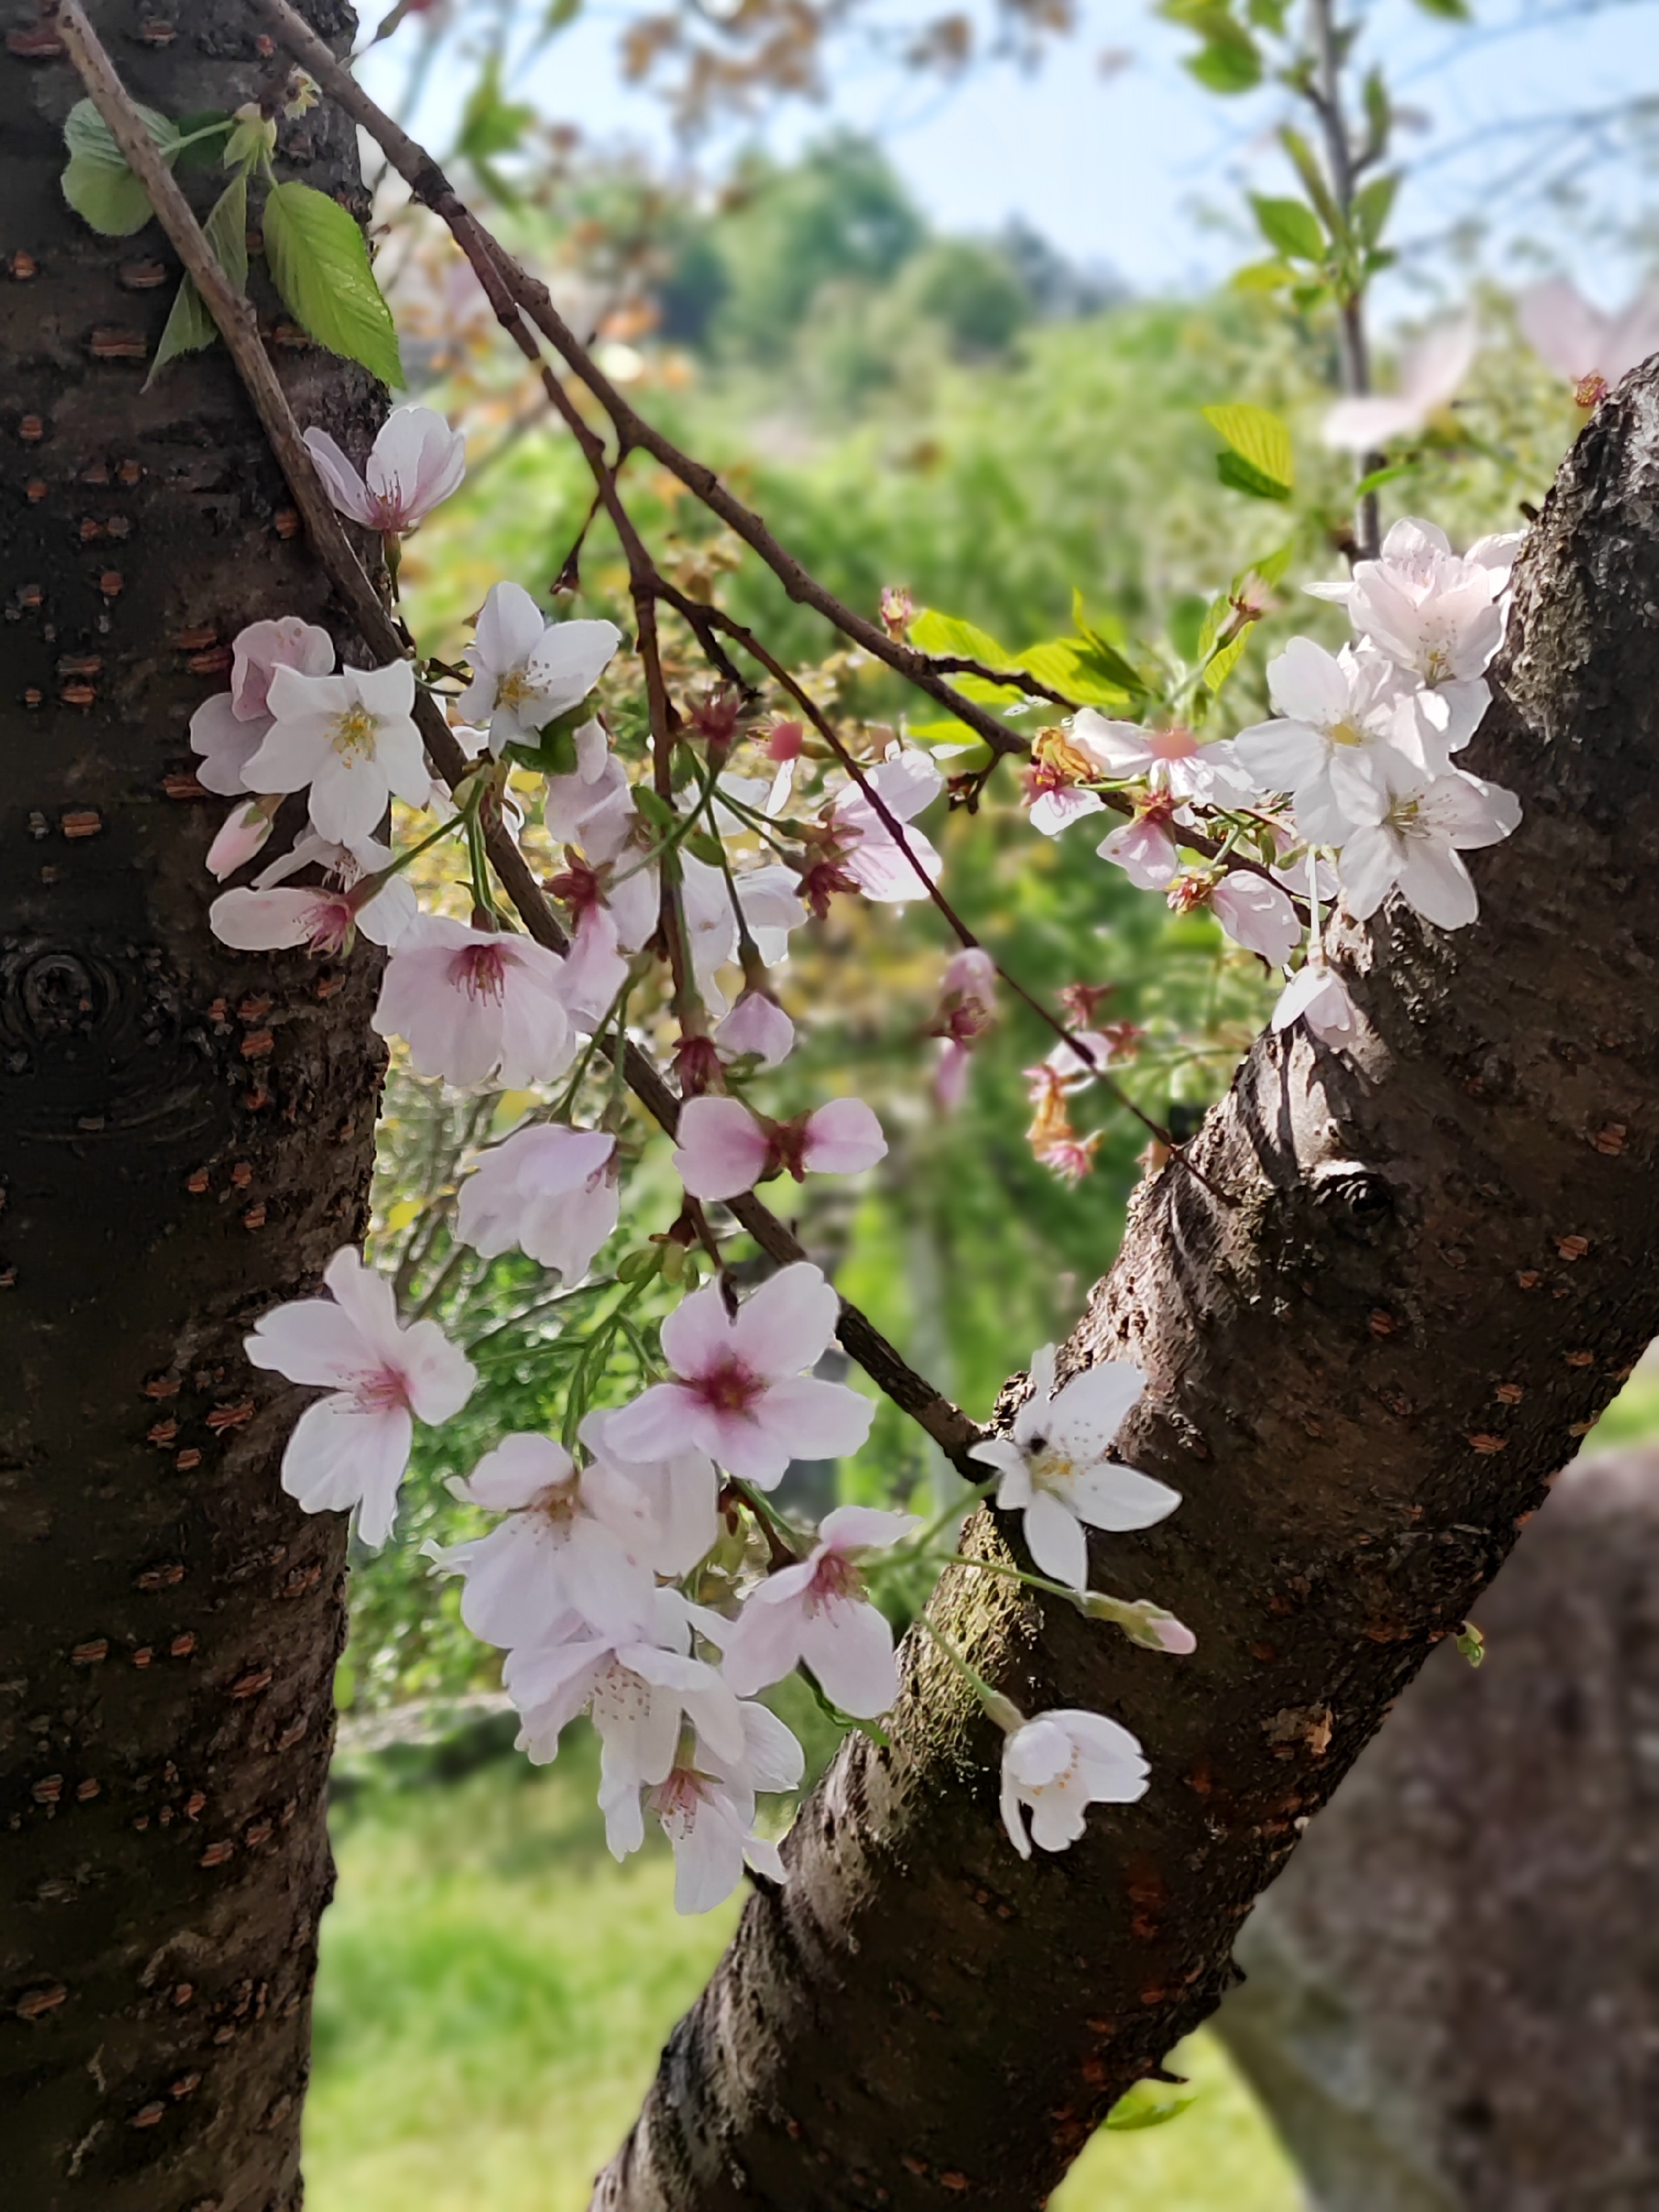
[361,0,1659,307]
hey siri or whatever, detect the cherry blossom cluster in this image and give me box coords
[1023,517,1525,1068]
[204,410,1522,1905]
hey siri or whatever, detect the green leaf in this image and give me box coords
[1411,0,1470,17]
[1186,35,1262,90]
[1216,450,1293,501]
[1103,2081,1199,2132]
[172,110,235,170]
[1014,638,1127,709]
[541,0,583,29]
[1456,1621,1486,1666]
[683,830,727,868]
[1350,172,1398,248]
[1168,592,1209,664]
[632,786,677,830]
[910,608,1018,670]
[61,95,181,237]
[261,180,403,388]
[1203,401,1294,493]
[1353,459,1416,498]
[1070,590,1153,697]
[1231,257,1294,293]
[1278,125,1343,236]
[147,173,248,386]
[1249,193,1325,263]
[1361,67,1391,156]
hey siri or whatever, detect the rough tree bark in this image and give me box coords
[0,6,384,2206]
[594,374,1659,2211]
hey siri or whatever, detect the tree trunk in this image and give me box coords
[1214,1443,1659,2212]
[593,373,1659,2211]
[0,7,384,2206]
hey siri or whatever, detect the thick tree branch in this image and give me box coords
[589,374,1659,2209]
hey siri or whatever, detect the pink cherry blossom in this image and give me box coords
[372,915,575,1089]
[1308,518,1512,701]
[458,582,622,755]
[189,616,334,797]
[1166,870,1300,967]
[715,991,795,1070]
[206,795,280,880]
[997,1705,1150,1858]
[1272,961,1359,1047]
[1517,277,1659,391]
[1098,803,1181,889]
[1065,710,1254,806]
[242,660,431,845]
[440,1433,656,1645]
[455,1123,618,1281]
[718,1504,916,1717]
[829,750,944,900]
[672,1095,886,1203]
[303,405,467,532]
[580,1407,722,1580]
[244,1247,476,1547]
[603,1262,874,1488]
[1322,318,1476,452]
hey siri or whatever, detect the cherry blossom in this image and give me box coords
[303,405,467,533]
[1168,870,1300,967]
[440,1433,656,1644]
[604,1262,873,1487]
[244,1247,476,1547]
[1517,277,1659,393]
[545,720,635,852]
[1336,762,1521,931]
[681,857,808,1007]
[995,1705,1150,1858]
[206,795,281,880]
[1233,639,1415,834]
[190,615,334,797]
[1308,522,1514,723]
[829,749,944,899]
[455,1122,618,1281]
[505,1588,745,1788]
[241,660,431,845]
[969,1344,1178,1590]
[1322,318,1476,452]
[580,1408,722,1580]
[373,915,575,1089]
[1098,800,1182,889]
[673,1095,886,1203]
[718,1504,916,1717]
[631,1701,805,1913]
[715,991,795,1070]
[458,581,622,755]
[1272,961,1359,1047]
[929,948,997,1111]
[1064,710,1254,806]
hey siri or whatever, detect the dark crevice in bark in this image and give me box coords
[593,370,1659,2210]
[1,7,382,2207]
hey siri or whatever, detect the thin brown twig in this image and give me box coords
[53,0,976,1461]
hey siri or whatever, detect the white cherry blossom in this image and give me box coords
[190,615,334,797]
[244,1247,476,1548]
[718,1504,916,1717]
[969,1344,1178,1590]
[303,405,466,532]
[681,857,808,1010]
[1336,761,1521,931]
[506,1588,745,1789]
[1098,804,1181,889]
[1309,520,1511,711]
[997,1705,1150,1858]
[1199,873,1302,968]
[1518,277,1659,391]
[1065,710,1255,806]
[545,720,634,853]
[1272,961,1359,1046]
[209,875,412,957]
[456,1122,618,1281]
[673,1095,886,1203]
[242,660,430,845]
[458,581,622,755]
[580,1407,722,1580]
[605,1262,873,1488]
[439,1433,656,1644]
[373,915,575,1089]
[1322,318,1475,452]
[633,1701,805,1913]
[1234,639,1415,833]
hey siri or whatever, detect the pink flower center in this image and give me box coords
[692,1353,765,1418]
[353,1364,411,1415]
[303,893,357,957]
[1145,726,1198,761]
[805,1549,864,1612]
[451,943,509,1001]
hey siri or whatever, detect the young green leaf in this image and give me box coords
[910,608,1018,670]
[1187,33,1262,91]
[1277,124,1344,238]
[61,96,181,237]
[146,172,249,387]
[261,180,404,389]
[1350,172,1399,248]
[1249,193,1325,264]
[172,110,236,171]
[1103,2081,1199,2132]
[1202,402,1294,494]
[1069,590,1153,697]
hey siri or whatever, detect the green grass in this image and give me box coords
[305,1741,1299,2211]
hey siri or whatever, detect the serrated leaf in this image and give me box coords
[146,173,248,386]
[262,180,403,388]
[1203,627,1253,691]
[61,98,181,238]
[1250,193,1325,263]
[911,607,1018,670]
[1203,402,1295,493]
